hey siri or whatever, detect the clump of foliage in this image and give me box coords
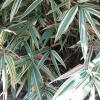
[0,0,100,100]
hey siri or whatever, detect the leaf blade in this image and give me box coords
[55,5,78,42]
[20,0,43,19]
[10,0,22,22]
[79,8,88,60]
[52,50,66,68]
[84,9,100,39]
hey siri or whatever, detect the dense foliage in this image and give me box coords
[0,0,100,100]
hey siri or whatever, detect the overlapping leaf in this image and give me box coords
[29,26,39,49]
[55,5,78,42]
[79,8,88,60]
[52,71,88,100]
[10,0,22,22]
[1,0,14,9]
[32,64,43,100]
[84,9,100,39]
[4,54,16,88]
[1,57,7,100]
[20,0,43,19]
[51,50,66,68]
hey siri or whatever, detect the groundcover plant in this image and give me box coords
[0,0,100,100]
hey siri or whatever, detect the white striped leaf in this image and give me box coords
[55,5,78,42]
[52,50,66,68]
[84,9,100,39]
[29,26,39,49]
[20,0,43,19]
[32,64,43,100]
[77,0,89,3]
[52,71,87,100]
[79,8,88,60]
[1,57,7,100]
[10,0,22,22]
[85,7,100,18]
[37,51,50,69]
[4,54,16,88]
[1,0,14,9]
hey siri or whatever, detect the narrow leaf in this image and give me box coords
[52,50,66,68]
[27,67,32,100]
[29,26,39,49]
[52,71,87,100]
[1,0,14,9]
[40,28,54,43]
[79,8,88,60]
[50,51,61,76]
[1,57,7,100]
[20,0,43,19]
[77,0,89,3]
[23,41,33,59]
[55,5,78,42]
[37,51,50,69]
[47,1,68,15]
[10,0,22,22]
[84,9,100,39]
[85,7,100,18]
[33,47,50,56]
[4,54,16,88]
[32,64,42,100]
[35,60,55,79]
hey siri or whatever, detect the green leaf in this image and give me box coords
[72,81,92,100]
[52,71,87,100]
[1,0,14,9]
[1,56,7,100]
[79,8,88,60]
[49,64,84,84]
[84,9,100,39]
[35,59,55,79]
[33,47,50,56]
[77,0,89,3]
[14,56,30,65]
[95,78,100,97]
[81,3,100,10]
[23,92,37,100]
[27,67,32,100]
[50,51,61,76]
[10,0,22,22]
[46,91,53,100]
[55,5,78,42]
[85,7,100,18]
[16,78,26,97]
[29,26,39,49]
[90,53,100,67]
[40,28,54,43]
[52,50,66,68]
[32,64,43,100]
[46,87,56,94]
[40,64,55,79]
[20,0,43,19]
[40,28,55,47]
[87,45,93,63]
[37,51,50,69]
[16,61,32,83]
[89,85,95,100]
[8,20,27,28]
[13,40,23,51]
[50,0,57,31]
[4,54,16,88]
[23,41,33,60]
[47,1,68,15]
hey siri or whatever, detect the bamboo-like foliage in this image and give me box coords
[0,0,100,100]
